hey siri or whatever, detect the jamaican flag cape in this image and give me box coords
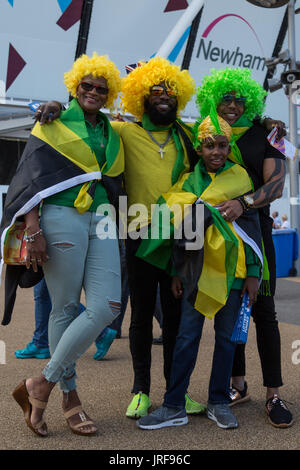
[1,98,124,325]
[136,159,263,319]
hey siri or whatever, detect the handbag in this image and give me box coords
[3,221,27,265]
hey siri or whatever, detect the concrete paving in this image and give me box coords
[0,275,300,452]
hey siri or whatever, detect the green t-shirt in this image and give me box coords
[44,103,110,211]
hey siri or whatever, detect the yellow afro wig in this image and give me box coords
[64,52,122,111]
[120,57,195,120]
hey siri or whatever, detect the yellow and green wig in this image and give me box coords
[192,109,232,150]
[64,52,122,112]
[196,67,267,121]
[120,56,195,120]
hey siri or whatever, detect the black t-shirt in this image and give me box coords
[236,124,286,230]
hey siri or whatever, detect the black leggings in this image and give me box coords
[126,238,181,395]
[232,225,283,387]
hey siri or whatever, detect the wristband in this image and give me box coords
[24,229,43,243]
[235,196,248,212]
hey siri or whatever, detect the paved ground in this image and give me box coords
[0,274,300,453]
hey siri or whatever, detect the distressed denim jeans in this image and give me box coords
[40,204,121,391]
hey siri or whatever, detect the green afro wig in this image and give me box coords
[196,67,268,121]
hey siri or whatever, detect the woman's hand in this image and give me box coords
[24,206,49,271]
[171,276,183,299]
[241,276,259,307]
[25,232,49,272]
[215,199,243,222]
[35,101,62,125]
[262,118,287,141]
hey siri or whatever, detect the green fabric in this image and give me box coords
[231,114,254,128]
[44,99,110,210]
[137,159,260,280]
[258,241,271,295]
[232,278,244,290]
[229,115,253,168]
[182,158,236,196]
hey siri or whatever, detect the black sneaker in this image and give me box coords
[229,381,250,407]
[266,394,293,428]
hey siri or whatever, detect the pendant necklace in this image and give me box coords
[146,129,172,159]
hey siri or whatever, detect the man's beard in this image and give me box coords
[145,101,178,125]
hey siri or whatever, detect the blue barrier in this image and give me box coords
[272,228,299,277]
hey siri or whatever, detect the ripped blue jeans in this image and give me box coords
[40,204,121,392]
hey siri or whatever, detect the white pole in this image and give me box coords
[155,0,205,59]
[287,0,300,272]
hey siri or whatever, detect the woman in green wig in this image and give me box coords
[135,111,262,430]
[196,67,292,428]
[3,53,124,437]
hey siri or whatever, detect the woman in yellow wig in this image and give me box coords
[21,56,202,420]
[3,52,124,437]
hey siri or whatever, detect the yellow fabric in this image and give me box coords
[200,165,251,205]
[32,121,100,174]
[227,222,247,279]
[162,190,198,228]
[203,167,249,280]
[112,121,190,227]
[164,163,251,318]
[74,182,94,214]
[194,223,228,319]
[207,171,246,278]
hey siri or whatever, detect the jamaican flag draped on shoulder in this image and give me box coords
[0,98,124,325]
[136,159,263,319]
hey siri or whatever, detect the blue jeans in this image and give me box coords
[32,278,52,349]
[32,240,126,348]
[40,205,121,391]
[32,278,85,349]
[98,239,129,339]
[163,289,241,408]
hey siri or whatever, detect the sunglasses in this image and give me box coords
[150,85,177,97]
[221,94,246,106]
[80,81,109,95]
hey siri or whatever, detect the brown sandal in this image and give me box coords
[12,380,48,437]
[64,405,97,436]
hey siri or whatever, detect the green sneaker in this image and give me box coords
[126,392,151,418]
[185,394,207,415]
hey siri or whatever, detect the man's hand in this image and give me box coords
[171,276,183,299]
[215,199,243,222]
[35,101,62,125]
[112,112,125,122]
[241,276,259,307]
[262,118,286,141]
